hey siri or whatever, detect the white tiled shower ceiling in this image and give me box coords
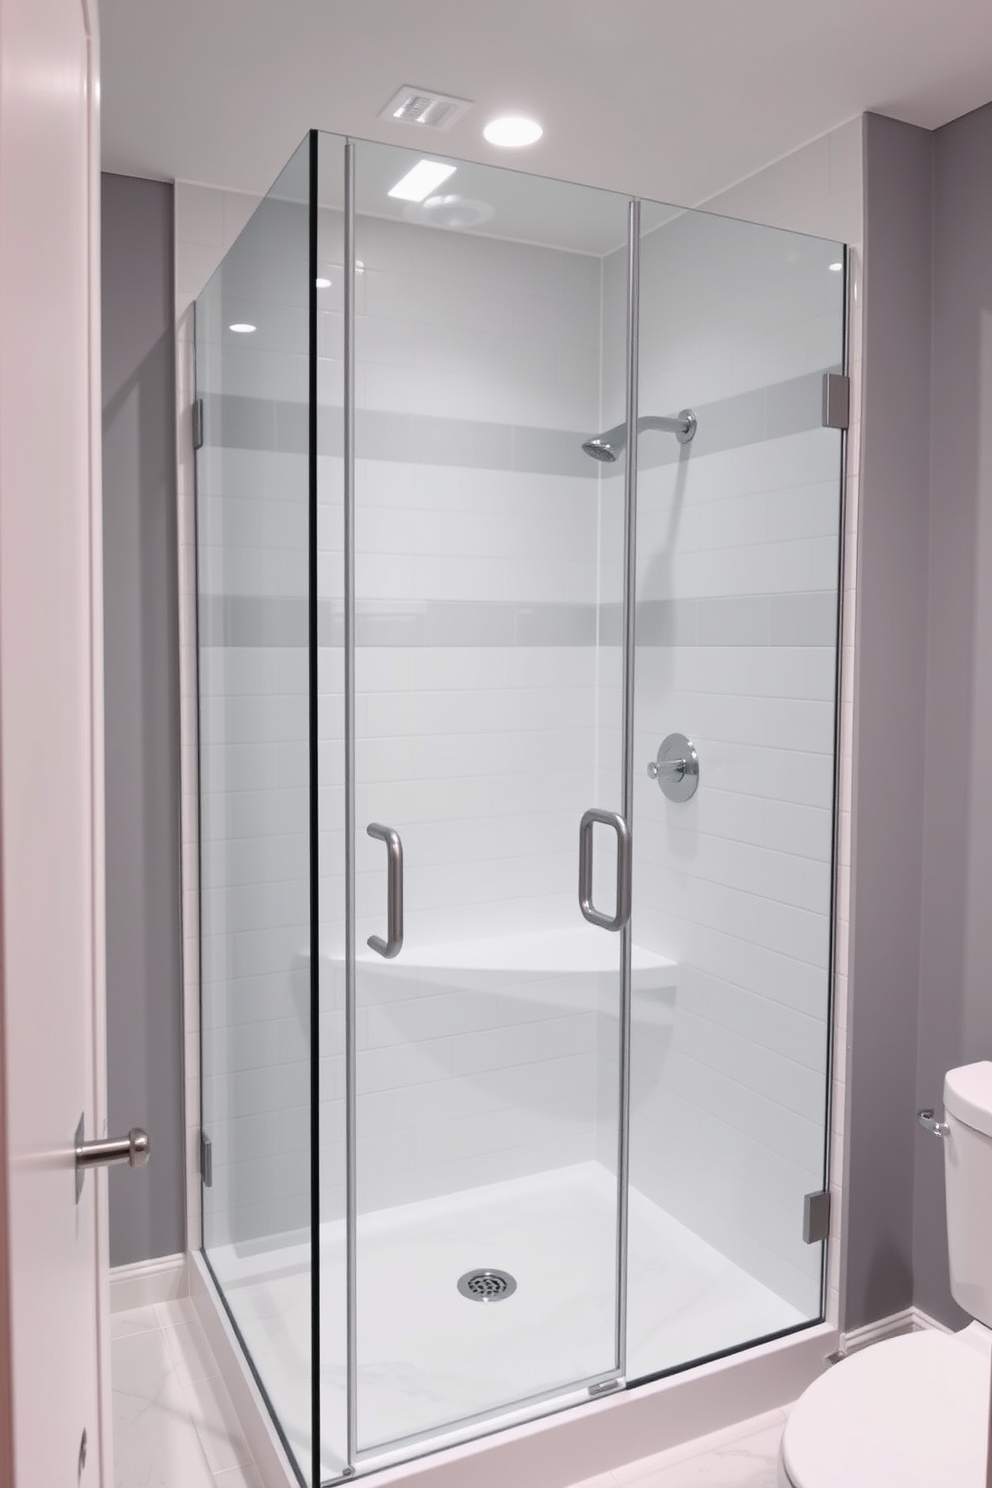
[196,145,843,1342]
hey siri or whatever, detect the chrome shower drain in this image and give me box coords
[457,1268,517,1302]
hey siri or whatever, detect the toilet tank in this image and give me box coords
[944,1061,992,1326]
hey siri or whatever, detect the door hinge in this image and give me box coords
[822,373,850,430]
[192,397,204,450]
[200,1131,213,1188]
[803,1189,831,1244]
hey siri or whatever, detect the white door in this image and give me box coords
[0,1,111,1484]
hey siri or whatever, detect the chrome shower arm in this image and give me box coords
[639,412,696,442]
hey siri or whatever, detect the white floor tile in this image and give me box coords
[112,1326,215,1488]
[183,1369,254,1476]
[612,1411,787,1487]
[156,1296,200,1328]
[212,1465,265,1488]
[111,1305,161,1341]
[113,1297,259,1488]
[162,1318,221,1389]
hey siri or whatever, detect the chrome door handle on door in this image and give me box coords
[578,808,632,932]
[74,1114,149,1202]
[367,823,404,958]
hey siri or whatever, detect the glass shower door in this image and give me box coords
[345,138,633,1458]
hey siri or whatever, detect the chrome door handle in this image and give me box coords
[76,1129,150,1171]
[367,823,404,958]
[578,808,632,932]
[74,1114,149,1202]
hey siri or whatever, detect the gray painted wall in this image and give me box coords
[843,113,932,1331]
[102,173,185,1265]
[847,103,992,1332]
[915,100,992,1326]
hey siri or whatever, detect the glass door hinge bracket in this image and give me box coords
[822,373,850,430]
[803,1189,831,1244]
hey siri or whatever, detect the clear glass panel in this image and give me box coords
[348,137,631,1457]
[626,204,843,1380]
[196,136,317,1484]
[314,132,349,1482]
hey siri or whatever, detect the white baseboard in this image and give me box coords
[840,1305,952,1354]
[110,1252,188,1313]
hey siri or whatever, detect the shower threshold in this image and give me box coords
[205,1162,807,1481]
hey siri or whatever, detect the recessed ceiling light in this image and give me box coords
[388,160,457,203]
[483,116,542,147]
[315,277,332,288]
[829,261,843,272]
[229,322,256,333]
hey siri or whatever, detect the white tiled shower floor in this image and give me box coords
[208,1162,803,1480]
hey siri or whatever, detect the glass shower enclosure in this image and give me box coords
[194,130,845,1486]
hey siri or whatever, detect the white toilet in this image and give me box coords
[779,1060,992,1487]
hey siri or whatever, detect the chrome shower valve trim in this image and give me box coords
[648,733,699,802]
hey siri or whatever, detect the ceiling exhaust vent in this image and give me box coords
[379,86,472,132]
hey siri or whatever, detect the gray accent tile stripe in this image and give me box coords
[199,591,838,649]
[202,396,597,479]
[636,369,842,471]
[600,592,838,647]
[200,367,840,476]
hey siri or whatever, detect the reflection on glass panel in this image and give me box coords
[626,204,843,1381]
[196,135,317,1486]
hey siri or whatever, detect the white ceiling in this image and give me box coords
[99,0,992,208]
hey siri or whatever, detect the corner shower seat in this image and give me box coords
[314,927,678,1022]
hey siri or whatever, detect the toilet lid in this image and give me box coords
[782,1330,990,1487]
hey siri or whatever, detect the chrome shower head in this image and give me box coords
[581,421,626,464]
[581,437,620,463]
[581,410,697,463]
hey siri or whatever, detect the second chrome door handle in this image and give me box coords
[578,808,632,932]
[367,823,404,958]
